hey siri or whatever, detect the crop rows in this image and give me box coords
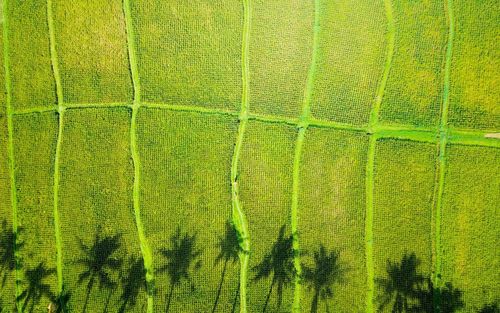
[0,0,498,312]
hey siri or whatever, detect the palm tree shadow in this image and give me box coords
[0,220,24,287]
[252,224,294,313]
[159,227,202,313]
[302,244,348,313]
[478,302,499,313]
[376,252,465,313]
[76,231,123,313]
[118,256,147,313]
[17,262,56,313]
[211,220,240,313]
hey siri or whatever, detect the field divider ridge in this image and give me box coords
[123,0,155,311]
[230,1,252,311]
[290,0,321,311]
[433,0,454,310]
[365,0,395,312]
[47,0,66,297]
[2,0,23,310]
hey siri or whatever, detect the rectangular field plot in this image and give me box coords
[310,0,386,125]
[58,108,144,312]
[131,1,242,110]
[373,139,436,312]
[53,0,132,104]
[8,0,56,109]
[0,53,16,309]
[238,121,296,313]
[380,1,447,128]
[137,109,238,312]
[249,0,314,118]
[298,129,368,312]
[442,145,499,312]
[13,113,59,312]
[448,0,500,130]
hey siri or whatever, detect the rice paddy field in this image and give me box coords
[0,0,498,313]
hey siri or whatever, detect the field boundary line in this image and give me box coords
[230,1,252,311]
[123,0,154,311]
[290,0,321,310]
[365,0,395,311]
[433,0,454,310]
[2,0,23,310]
[47,0,65,295]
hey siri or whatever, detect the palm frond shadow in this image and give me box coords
[211,220,240,313]
[478,302,499,313]
[17,262,56,313]
[159,227,202,313]
[302,244,348,313]
[376,252,465,313]
[118,256,147,313]
[252,224,294,312]
[76,231,123,313]
[0,219,24,286]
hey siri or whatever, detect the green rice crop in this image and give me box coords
[442,145,499,312]
[380,0,447,128]
[299,128,368,312]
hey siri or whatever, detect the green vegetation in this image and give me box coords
[137,109,239,312]
[53,0,132,104]
[448,0,500,130]
[0,0,498,312]
[131,1,242,110]
[310,0,386,125]
[373,139,437,312]
[442,145,499,312]
[299,129,368,311]
[380,0,447,127]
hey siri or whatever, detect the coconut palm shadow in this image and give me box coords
[159,227,202,313]
[49,287,71,313]
[0,220,24,287]
[211,220,240,313]
[76,231,123,313]
[252,224,294,312]
[17,262,56,312]
[478,302,499,313]
[118,256,147,313]
[377,252,465,313]
[302,245,348,313]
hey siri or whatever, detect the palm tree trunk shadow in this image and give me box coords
[262,278,275,313]
[231,283,239,313]
[310,290,319,313]
[165,284,175,313]
[82,278,94,313]
[211,258,229,313]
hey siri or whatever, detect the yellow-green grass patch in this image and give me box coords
[131,1,242,110]
[239,121,296,313]
[373,139,436,312]
[58,108,143,311]
[299,128,368,312]
[137,109,239,312]
[8,0,56,109]
[53,0,132,104]
[249,0,314,118]
[448,0,500,130]
[310,0,386,125]
[13,113,58,311]
[380,0,447,128]
[0,27,16,309]
[441,145,499,311]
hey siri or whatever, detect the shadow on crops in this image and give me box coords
[0,220,24,287]
[48,286,71,313]
[16,262,56,312]
[478,302,499,313]
[76,231,123,313]
[302,245,348,313]
[118,256,147,313]
[376,252,464,313]
[212,220,240,313]
[159,227,202,313]
[252,224,294,312]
